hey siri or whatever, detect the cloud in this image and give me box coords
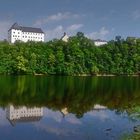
[44,109,63,123]
[45,24,84,41]
[34,12,81,26]
[43,109,82,125]
[132,10,140,20]
[0,20,12,40]
[86,27,110,40]
[67,24,83,32]
[87,110,111,122]
[33,109,81,136]
[0,109,9,126]
[66,114,82,125]
[34,122,80,136]
[45,25,64,41]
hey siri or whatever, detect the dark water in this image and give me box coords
[0,76,140,140]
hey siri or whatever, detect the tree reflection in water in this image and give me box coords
[0,76,139,118]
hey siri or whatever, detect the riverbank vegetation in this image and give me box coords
[0,33,140,75]
[122,130,140,140]
[0,76,139,112]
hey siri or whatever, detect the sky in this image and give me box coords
[0,0,140,41]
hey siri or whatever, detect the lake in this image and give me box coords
[0,76,140,140]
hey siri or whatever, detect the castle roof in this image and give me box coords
[9,23,44,33]
[94,39,107,42]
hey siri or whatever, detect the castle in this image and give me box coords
[8,23,45,43]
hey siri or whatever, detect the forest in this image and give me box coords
[0,32,140,75]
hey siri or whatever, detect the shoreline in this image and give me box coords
[33,73,140,77]
[0,73,139,77]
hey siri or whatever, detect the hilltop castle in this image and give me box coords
[8,23,45,43]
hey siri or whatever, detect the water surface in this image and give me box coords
[0,76,139,140]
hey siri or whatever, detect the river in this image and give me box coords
[0,76,139,140]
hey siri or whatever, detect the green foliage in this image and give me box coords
[15,56,28,74]
[0,76,140,114]
[0,33,139,75]
[91,65,99,75]
[122,132,140,140]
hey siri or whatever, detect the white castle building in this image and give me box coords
[94,104,107,110]
[94,39,108,46]
[61,32,69,42]
[6,105,43,126]
[8,23,45,43]
[60,107,69,118]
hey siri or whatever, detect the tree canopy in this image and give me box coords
[0,33,139,75]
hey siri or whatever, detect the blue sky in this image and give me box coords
[0,0,140,41]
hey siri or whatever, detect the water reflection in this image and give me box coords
[0,76,139,140]
[60,108,69,118]
[93,104,107,110]
[0,104,139,140]
[6,105,43,126]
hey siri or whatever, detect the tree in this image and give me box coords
[14,56,28,74]
[91,65,99,75]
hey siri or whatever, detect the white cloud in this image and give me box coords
[0,109,9,126]
[132,10,140,20]
[43,109,82,125]
[45,24,84,41]
[66,114,82,125]
[44,109,63,123]
[45,25,64,41]
[67,24,83,32]
[34,12,80,26]
[86,27,110,40]
[0,20,12,40]
[34,122,80,136]
[33,109,81,136]
[87,110,111,122]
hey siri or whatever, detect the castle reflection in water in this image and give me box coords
[6,104,107,126]
[6,105,43,126]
